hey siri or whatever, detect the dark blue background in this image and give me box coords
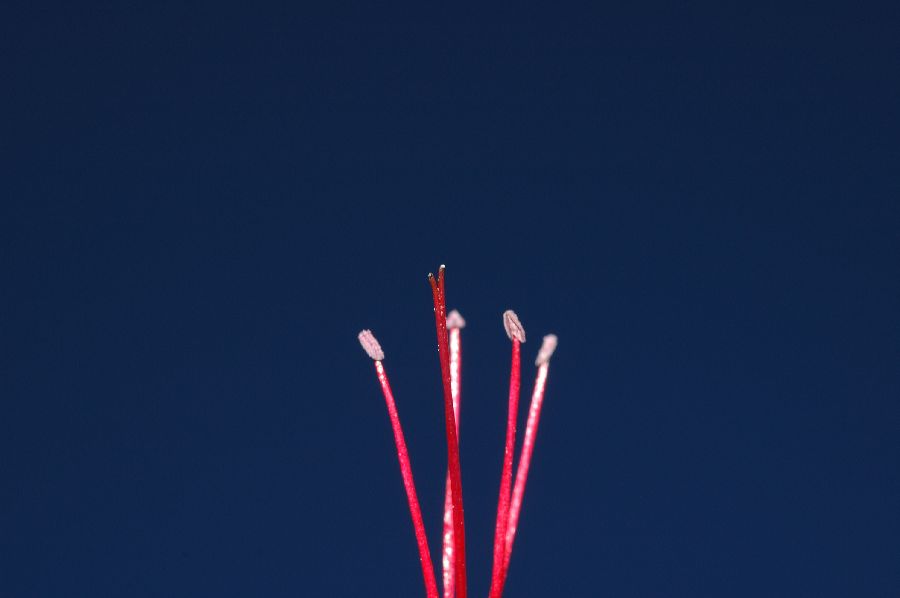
[3,3,898,596]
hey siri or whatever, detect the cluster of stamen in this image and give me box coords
[358,266,557,598]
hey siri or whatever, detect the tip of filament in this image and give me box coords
[535,334,558,365]
[357,329,385,361]
[502,310,526,343]
[446,309,466,329]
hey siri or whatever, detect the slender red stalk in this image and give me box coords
[442,311,465,598]
[501,334,557,584]
[488,311,525,598]
[428,267,467,598]
[358,330,439,598]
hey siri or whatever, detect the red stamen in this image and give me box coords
[358,331,440,598]
[442,311,465,598]
[488,311,525,598]
[429,267,467,598]
[501,334,558,584]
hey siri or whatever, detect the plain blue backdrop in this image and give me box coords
[2,2,898,596]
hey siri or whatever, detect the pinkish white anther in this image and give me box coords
[446,309,466,329]
[358,329,385,361]
[535,334,558,366]
[502,310,526,343]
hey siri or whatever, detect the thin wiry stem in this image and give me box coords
[442,313,464,598]
[373,358,440,598]
[429,267,467,598]
[488,336,522,598]
[501,334,556,584]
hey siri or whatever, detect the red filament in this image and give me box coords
[488,338,522,598]
[374,360,440,598]
[442,318,463,598]
[429,267,467,598]
[502,356,552,583]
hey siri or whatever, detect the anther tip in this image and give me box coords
[535,334,558,365]
[357,329,385,361]
[502,310,526,343]
[446,310,466,329]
